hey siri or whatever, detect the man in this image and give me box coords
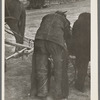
[72,12,90,92]
[31,11,71,100]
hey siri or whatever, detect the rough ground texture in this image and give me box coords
[5,0,90,100]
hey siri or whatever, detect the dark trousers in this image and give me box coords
[31,40,69,99]
[75,56,89,91]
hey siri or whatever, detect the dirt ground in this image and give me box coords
[5,0,90,100]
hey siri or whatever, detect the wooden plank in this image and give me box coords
[5,40,32,49]
[6,48,27,60]
[6,48,34,60]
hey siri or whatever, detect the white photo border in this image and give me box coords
[2,0,98,100]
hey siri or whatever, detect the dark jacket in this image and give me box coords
[72,12,90,59]
[35,12,71,50]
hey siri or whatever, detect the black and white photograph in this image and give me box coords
[4,0,98,100]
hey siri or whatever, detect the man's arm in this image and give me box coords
[64,19,72,54]
[64,19,72,40]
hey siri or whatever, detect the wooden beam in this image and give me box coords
[5,40,32,49]
[6,48,27,60]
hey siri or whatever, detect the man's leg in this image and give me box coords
[30,53,37,96]
[75,58,88,92]
[35,53,49,97]
[33,40,50,97]
[61,51,69,99]
[52,53,69,100]
[46,41,69,100]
